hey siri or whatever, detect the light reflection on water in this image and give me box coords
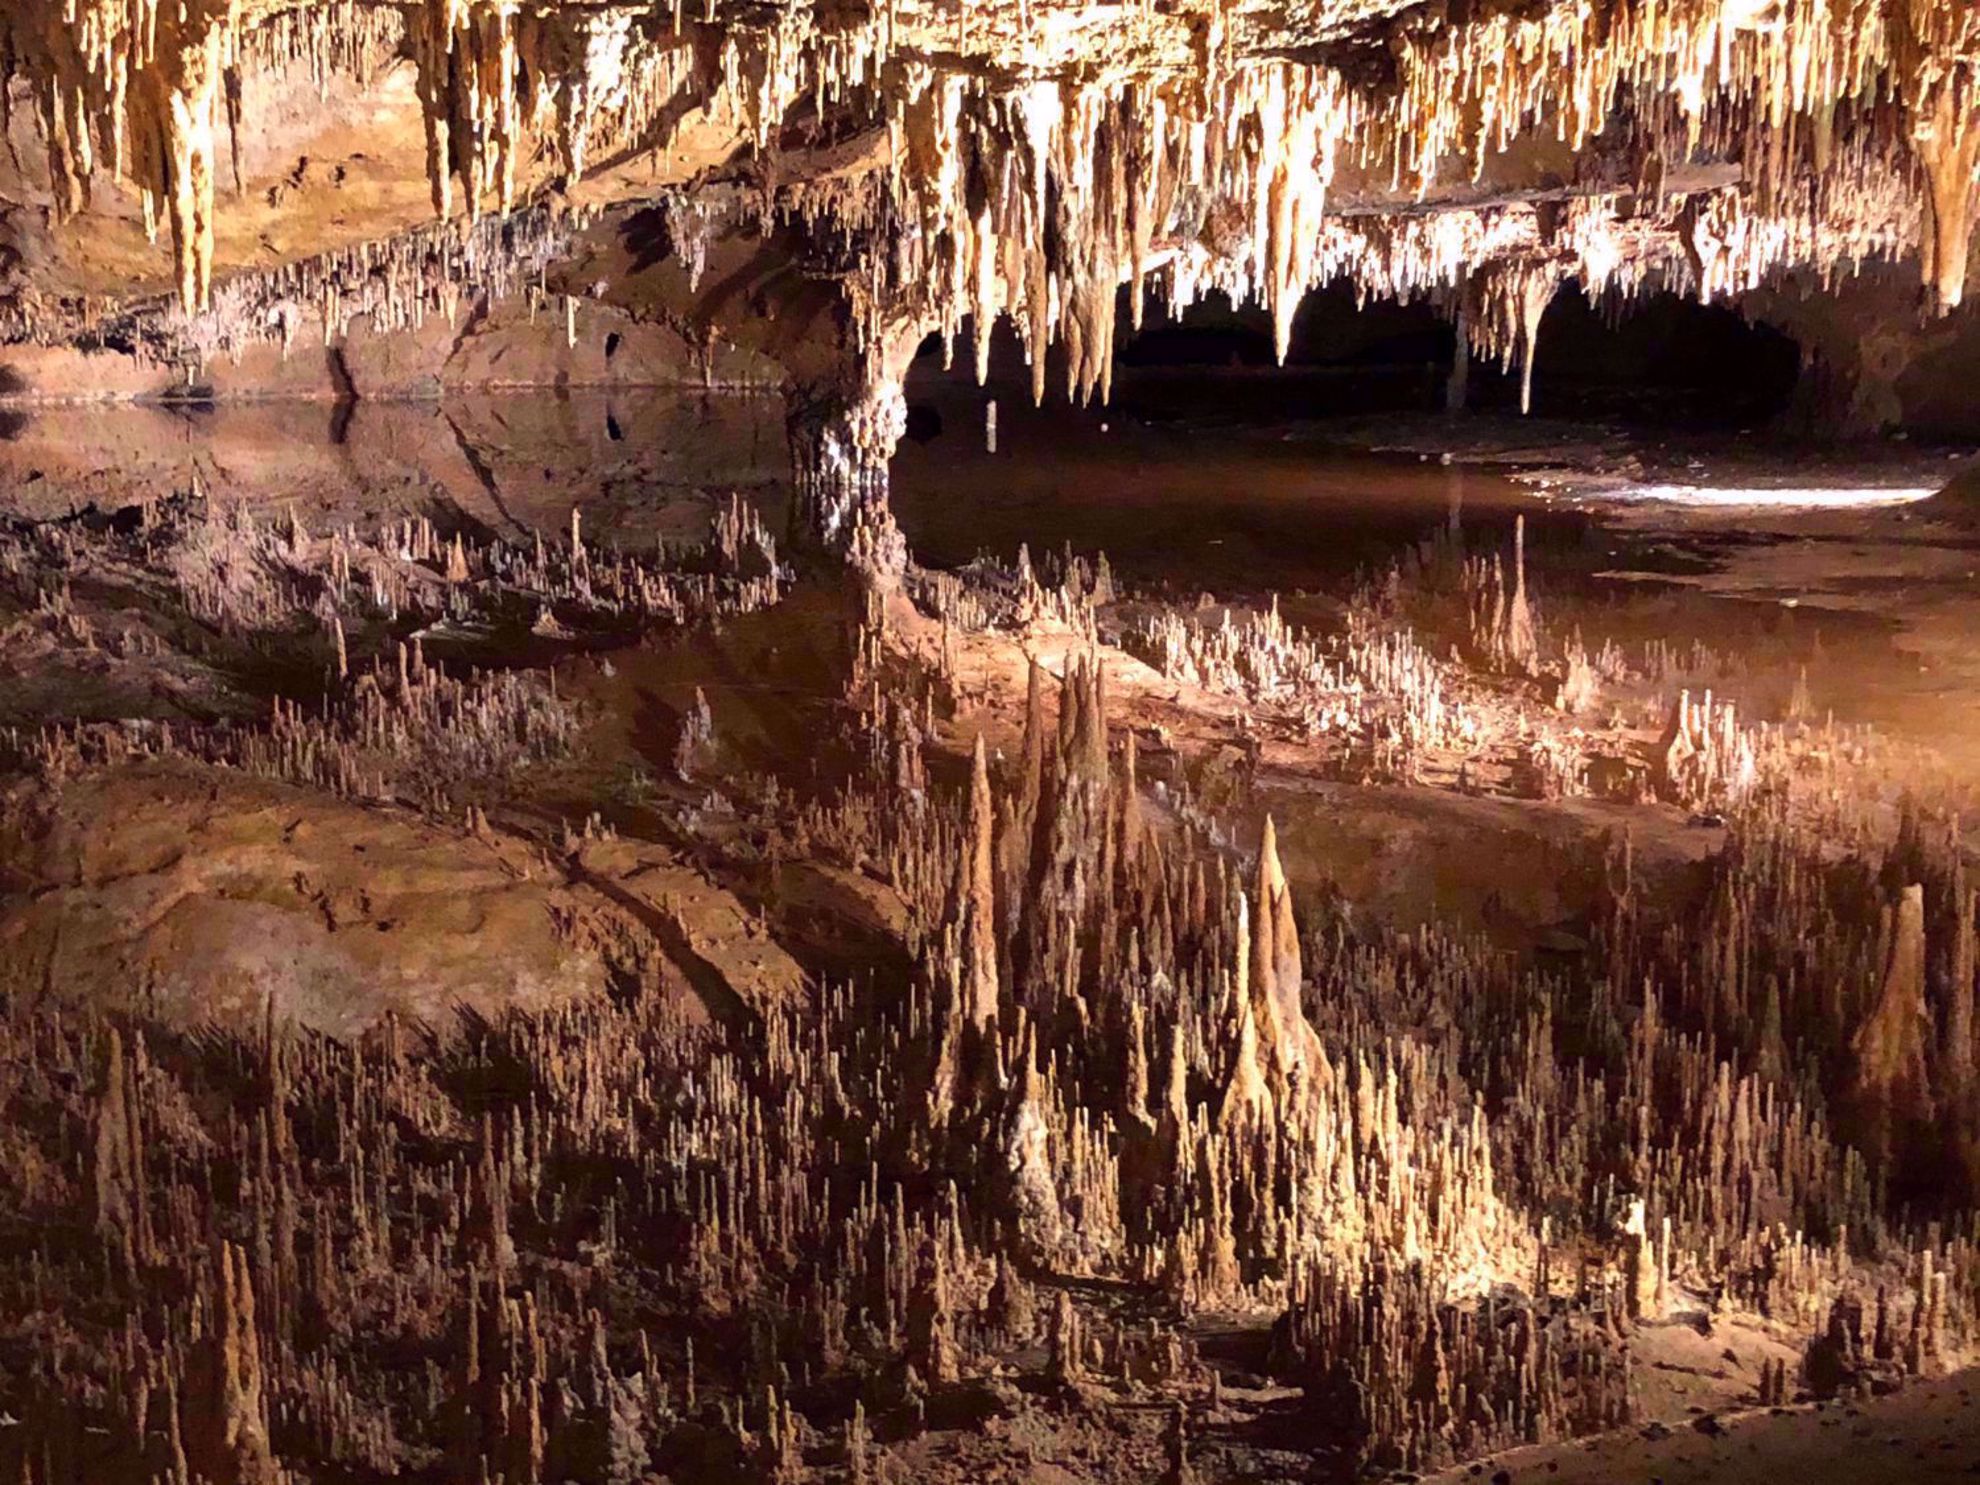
[1592,484,1936,509]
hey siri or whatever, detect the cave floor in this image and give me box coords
[3,386,1979,1483]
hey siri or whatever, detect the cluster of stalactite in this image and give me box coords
[235,0,406,94]
[1376,0,1979,312]
[835,63,1359,405]
[14,196,585,371]
[0,485,786,808]
[2,0,243,315]
[201,199,588,362]
[0,0,903,323]
[824,17,1962,411]
[407,1,730,222]
[6,0,1973,416]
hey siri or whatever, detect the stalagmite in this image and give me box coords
[199,1241,277,1485]
[3,502,1977,1479]
[1504,516,1537,671]
[91,1028,141,1268]
[1854,883,1934,1153]
[962,735,999,1031]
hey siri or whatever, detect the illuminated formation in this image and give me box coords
[0,0,1974,436]
[3,2,1980,1482]
[4,506,1979,1475]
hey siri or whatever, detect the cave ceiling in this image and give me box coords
[0,0,1975,405]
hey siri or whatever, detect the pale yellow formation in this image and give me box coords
[0,0,1974,355]
[1895,0,1980,311]
[7,0,242,313]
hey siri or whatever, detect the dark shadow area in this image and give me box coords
[912,278,1801,431]
[1524,283,1801,426]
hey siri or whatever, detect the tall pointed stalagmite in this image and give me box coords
[187,1241,277,1485]
[93,1027,139,1262]
[1947,876,1977,1091]
[1220,893,1275,1132]
[1255,816,1304,1017]
[1249,816,1326,1113]
[1855,884,1934,1159]
[963,735,1000,1030]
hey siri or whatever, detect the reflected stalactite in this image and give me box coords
[788,381,909,576]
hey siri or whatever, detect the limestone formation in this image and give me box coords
[3,3,1980,1483]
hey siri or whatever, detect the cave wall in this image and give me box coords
[1746,263,1980,441]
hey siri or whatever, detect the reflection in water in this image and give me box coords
[5,373,1976,769]
[0,390,790,549]
[1602,483,1937,508]
[892,387,1548,594]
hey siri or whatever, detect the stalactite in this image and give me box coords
[4,0,243,313]
[3,0,1972,394]
[7,7,1980,1482]
[1894,0,1980,312]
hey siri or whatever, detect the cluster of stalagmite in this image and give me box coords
[1134,597,1476,779]
[917,514,1917,818]
[6,563,1979,1478]
[16,639,577,810]
[1276,1258,1637,1473]
[1467,516,1539,673]
[1661,688,1760,812]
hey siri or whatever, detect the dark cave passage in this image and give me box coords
[913,281,1805,429]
